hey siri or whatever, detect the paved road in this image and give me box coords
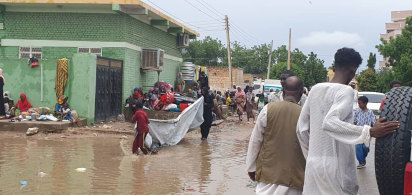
[357,138,379,195]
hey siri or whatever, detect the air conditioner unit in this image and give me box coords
[177,33,190,48]
[141,49,164,71]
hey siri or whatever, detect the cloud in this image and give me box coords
[297,31,364,47]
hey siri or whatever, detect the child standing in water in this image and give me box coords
[132,100,156,155]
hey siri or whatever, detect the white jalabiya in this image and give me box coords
[353,89,359,112]
[270,91,307,106]
[246,106,302,195]
[297,83,371,195]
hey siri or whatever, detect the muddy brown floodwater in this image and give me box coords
[0,118,256,194]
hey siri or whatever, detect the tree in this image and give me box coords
[183,36,226,66]
[376,67,395,93]
[270,62,304,80]
[367,52,377,70]
[357,69,378,91]
[183,37,327,88]
[301,52,328,87]
[376,17,412,86]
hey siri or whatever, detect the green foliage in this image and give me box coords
[376,68,395,93]
[367,52,377,70]
[183,36,226,66]
[301,52,328,87]
[184,38,328,87]
[376,17,412,86]
[270,50,326,87]
[356,69,378,91]
[270,62,304,80]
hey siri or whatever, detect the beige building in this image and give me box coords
[379,10,412,67]
[207,67,244,92]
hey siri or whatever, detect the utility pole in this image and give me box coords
[267,40,273,79]
[287,28,292,70]
[225,15,233,87]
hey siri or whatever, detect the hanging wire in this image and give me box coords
[183,0,224,22]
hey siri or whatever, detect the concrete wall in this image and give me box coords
[2,12,182,57]
[0,46,76,109]
[66,54,97,124]
[207,67,244,92]
[0,47,96,124]
[0,11,183,123]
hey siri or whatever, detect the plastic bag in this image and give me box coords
[165,104,177,111]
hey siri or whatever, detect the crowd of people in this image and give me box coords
[0,68,77,122]
[246,47,401,195]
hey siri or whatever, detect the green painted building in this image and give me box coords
[0,1,198,124]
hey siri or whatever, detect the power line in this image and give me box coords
[197,0,225,17]
[230,26,258,46]
[183,0,223,22]
[146,0,224,32]
[194,0,225,18]
[230,30,255,46]
[230,22,263,43]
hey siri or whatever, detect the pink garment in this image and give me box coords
[235,90,246,99]
[235,89,246,115]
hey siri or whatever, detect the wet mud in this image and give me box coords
[0,118,256,194]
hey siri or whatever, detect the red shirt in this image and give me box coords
[132,110,149,134]
[379,97,386,111]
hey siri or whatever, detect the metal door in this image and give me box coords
[95,57,123,122]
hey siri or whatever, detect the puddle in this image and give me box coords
[0,129,254,194]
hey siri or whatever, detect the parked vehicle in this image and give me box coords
[375,87,412,195]
[252,79,264,94]
[262,79,281,103]
[358,91,385,117]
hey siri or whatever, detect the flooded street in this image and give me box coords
[0,119,379,194]
[0,120,255,194]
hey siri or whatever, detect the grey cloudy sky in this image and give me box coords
[143,0,411,70]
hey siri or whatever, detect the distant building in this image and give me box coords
[207,67,244,92]
[379,10,412,67]
[243,74,264,85]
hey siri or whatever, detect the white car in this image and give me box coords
[358,91,385,116]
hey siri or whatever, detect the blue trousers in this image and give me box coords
[356,144,369,164]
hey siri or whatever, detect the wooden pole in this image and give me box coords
[225,15,233,87]
[267,40,273,79]
[287,28,291,70]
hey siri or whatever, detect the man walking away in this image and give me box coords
[354,96,376,169]
[200,87,214,140]
[296,47,399,194]
[247,76,306,195]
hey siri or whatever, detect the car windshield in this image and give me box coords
[264,86,281,93]
[253,84,260,90]
[360,94,385,103]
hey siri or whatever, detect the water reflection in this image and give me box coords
[0,133,252,194]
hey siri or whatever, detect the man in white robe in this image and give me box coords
[247,76,306,195]
[296,47,399,194]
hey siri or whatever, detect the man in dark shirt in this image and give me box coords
[201,87,214,140]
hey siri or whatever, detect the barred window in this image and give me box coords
[19,47,42,59]
[78,48,102,56]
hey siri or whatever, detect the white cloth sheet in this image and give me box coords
[246,105,302,195]
[148,97,204,146]
[256,182,302,195]
[296,83,371,195]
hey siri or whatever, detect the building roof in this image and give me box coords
[0,0,199,37]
